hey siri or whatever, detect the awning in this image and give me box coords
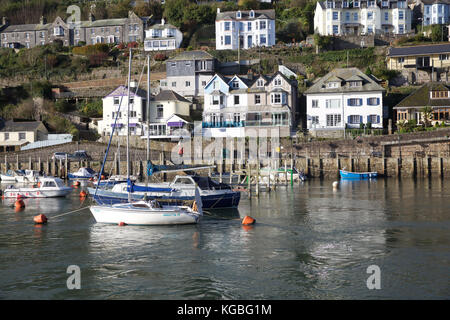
[167,121,184,127]
[111,123,123,128]
[129,123,137,128]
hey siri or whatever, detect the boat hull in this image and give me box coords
[89,205,200,225]
[3,187,73,198]
[88,187,241,209]
[339,170,378,180]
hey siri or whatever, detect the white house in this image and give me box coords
[144,19,183,51]
[314,0,412,36]
[202,69,298,138]
[145,90,192,139]
[97,84,147,136]
[215,8,276,50]
[422,0,450,26]
[305,68,385,137]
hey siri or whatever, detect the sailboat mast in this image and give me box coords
[146,54,150,196]
[126,48,132,203]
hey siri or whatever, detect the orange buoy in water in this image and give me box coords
[33,214,48,224]
[118,222,127,226]
[242,216,255,226]
[79,190,87,198]
[101,175,105,180]
[15,199,25,209]
[37,182,41,188]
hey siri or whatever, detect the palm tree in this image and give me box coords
[421,106,433,128]
[396,120,407,133]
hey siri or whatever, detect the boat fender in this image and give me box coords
[79,190,87,198]
[33,214,47,224]
[242,216,255,226]
[15,199,25,209]
[332,181,339,189]
[37,182,41,188]
[192,201,198,212]
[73,181,80,187]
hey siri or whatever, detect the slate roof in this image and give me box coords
[394,82,450,109]
[216,9,275,21]
[154,90,191,103]
[388,44,450,57]
[304,67,385,94]
[167,50,214,61]
[0,120,46,132]
[105,85,147,98]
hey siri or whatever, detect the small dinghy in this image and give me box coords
[339,170,378,180]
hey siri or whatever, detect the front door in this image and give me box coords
[247,35,252,48]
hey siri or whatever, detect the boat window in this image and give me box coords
[43,181,56,187]
[132,203,150,208]
[174,178,194,185]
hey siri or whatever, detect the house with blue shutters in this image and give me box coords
[305,67,385,137]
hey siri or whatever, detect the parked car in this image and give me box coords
[69,150,91,161]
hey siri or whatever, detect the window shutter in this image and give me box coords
[367,98,370,105]
[377,115,380,123]
[367,115,371,123]
[347,115,351,123]
[360,115,363,123]
[377,98,380,105]
[359,98,363,106]
[347,99,351,106]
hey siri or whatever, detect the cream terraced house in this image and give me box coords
[0,120,48,152]
[314,0,412,36]
[305,67,385,137]
[387,43,450,71]
[202,67,298,138]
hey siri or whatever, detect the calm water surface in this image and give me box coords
[0,178,449,300]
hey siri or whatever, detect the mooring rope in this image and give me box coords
[50,196,90,221]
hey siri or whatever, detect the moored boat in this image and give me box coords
[3,177,73,198]
[0,170,25,182]
[68,167,97,180]
[339,170,378,180]
[88,175,240,209]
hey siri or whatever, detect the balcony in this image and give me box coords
[202,120,289,128]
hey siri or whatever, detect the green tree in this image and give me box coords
[110,0,132,18]
[163,0,195,29]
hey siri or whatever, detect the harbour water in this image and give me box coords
[0,178,449,300]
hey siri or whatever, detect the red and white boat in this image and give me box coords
[3,177,72,198]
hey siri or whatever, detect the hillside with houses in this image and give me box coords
[0,0,449,152]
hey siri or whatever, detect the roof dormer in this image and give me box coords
[237,10,242,19]
[250,10,255,18]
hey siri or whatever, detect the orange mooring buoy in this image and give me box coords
[15,199,25,209]
[242,216,256,226]
[79,190,87,198]
[118,222,127,226]
[33,214,48,224]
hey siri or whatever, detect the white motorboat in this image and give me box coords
[0,170,25,182]
[3,177,73,198]
[68,167,97,180]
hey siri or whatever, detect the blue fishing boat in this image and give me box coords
[339,170,378,180]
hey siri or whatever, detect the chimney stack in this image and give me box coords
[217,8,221,14]
[40,16,46,25]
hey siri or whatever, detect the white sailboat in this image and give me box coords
[89,49,203,225]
